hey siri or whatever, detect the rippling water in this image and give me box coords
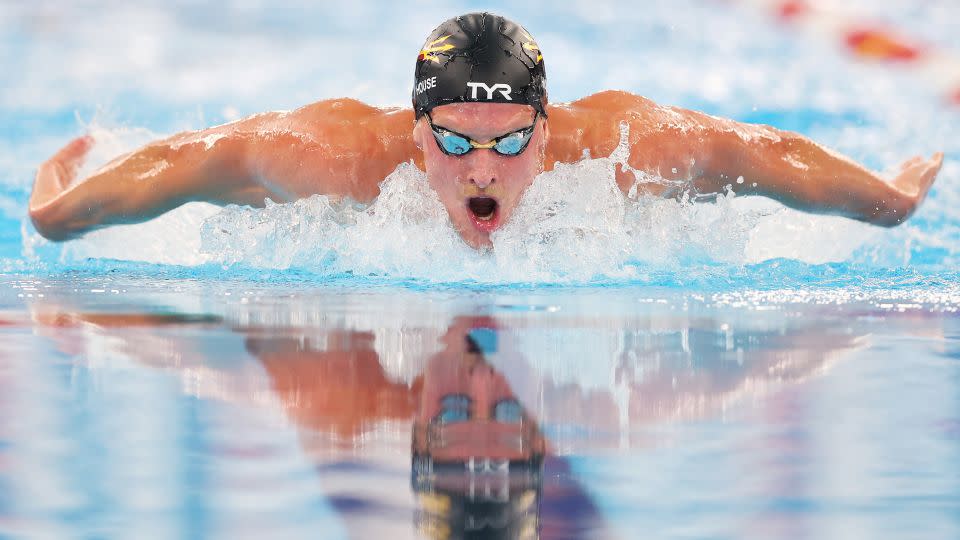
[1,277,958,538]
[2,0,959,538]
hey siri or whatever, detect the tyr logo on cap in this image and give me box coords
[412,13,547,119]
[466,82,513,101]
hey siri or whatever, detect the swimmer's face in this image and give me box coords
[413,320,544,462]
[413,103,548,249]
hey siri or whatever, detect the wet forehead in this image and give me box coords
[430,103,537,140]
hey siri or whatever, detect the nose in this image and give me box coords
[468,364,495,421]
[470,174,496,189]
[464,150,498,190]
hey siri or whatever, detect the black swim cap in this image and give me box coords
[412,12,547,119]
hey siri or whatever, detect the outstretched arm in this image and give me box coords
[551,91,943,226]
[699,114,942,226]
[29,99,417,241]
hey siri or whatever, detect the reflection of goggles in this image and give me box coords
[427,112,539,156]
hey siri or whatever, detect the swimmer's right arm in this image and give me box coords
[29,99,418,241]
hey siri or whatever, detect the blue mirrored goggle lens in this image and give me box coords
[439,407,469,423]
[493,132,529,155]
[431,120,535,156]
[493,400,523,424]
[437,394,471,423]
[438,132,472,155]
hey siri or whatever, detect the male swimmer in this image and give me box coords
[29,12,944,249]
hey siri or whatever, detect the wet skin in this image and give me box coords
[413,103,547,248]
[30,91,944,246]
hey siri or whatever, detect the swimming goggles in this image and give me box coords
[427,112,539,156]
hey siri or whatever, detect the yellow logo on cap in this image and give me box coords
[418,35,455,63]
[521,31,542,64]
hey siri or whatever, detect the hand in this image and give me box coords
[29,135,95,239]
[871,152,944,225]
[891,152,944,208]
[29,135,94,213]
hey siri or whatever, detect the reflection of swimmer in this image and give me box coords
[248,330,418,438]
[412,333,544,540]
[412,332,546,466]
[249,318,608,539]
[24,303,616,538]
[28,301,952,535]
[411,326,606,540]
[26,298,910,438]
[30,13,942,249]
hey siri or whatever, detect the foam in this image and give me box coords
[29,118,935,281]
[189,125,877,283]
[21,111,956,283]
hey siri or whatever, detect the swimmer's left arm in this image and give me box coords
[565,91,943,226]
[625,98,944,226]
[699,118,943,226]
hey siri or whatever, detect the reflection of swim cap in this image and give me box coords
[413,12,547,119]
[413,486,541,540]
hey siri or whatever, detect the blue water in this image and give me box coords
[2,1,959,538]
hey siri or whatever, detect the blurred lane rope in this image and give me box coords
[728,0,960,105]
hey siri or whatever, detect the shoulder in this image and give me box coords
[282,99,415,146]
[545,91,669,143]
[544,91,663,154]
[290,98,397,124]
[555,91,737,138]
[550,90,658,116]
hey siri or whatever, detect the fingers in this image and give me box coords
[875,152,944,225]
[31,135,95,210]
[921,152,944,182]
[912,152,945,202]
[53,135,94,168]
[931,151,944,170]
[897,153,944,178]
[40,135,95,191]
[58,134,94,156]
[900,155,923,170]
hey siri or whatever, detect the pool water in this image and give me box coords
[2,1,959,538]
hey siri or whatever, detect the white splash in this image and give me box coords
[198,132,227,150]
[200,161,477,279]
[76,120,162,181]
[783,153,810,171]
[136,159,171,181]
[32,118,934,281]
[192,125,877,282]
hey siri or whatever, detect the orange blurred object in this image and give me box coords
[845,29,923,62]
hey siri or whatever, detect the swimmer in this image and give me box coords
[29,12,944,249]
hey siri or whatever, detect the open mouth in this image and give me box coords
[468,197,498,221]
